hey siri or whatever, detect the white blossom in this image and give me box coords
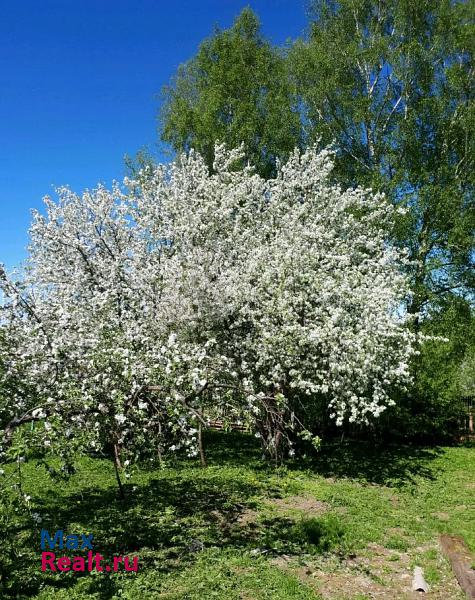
[0,144,416,462]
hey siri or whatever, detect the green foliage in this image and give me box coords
[385,534,410,552]
[292,515,345,553]
[384,296,475,438]
[123,146,158,180]
[160,8,302,178]
[298,429,322,452]
[0,457,41,596]
[457,347,475,397]
[290,0,475,316]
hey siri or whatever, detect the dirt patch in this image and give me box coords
[273,542,465,599]
[432,511,451,521]
[209,506,261,532]
[267,495,329,514]
[386,527,407,538]
[236,508,259,527]
[305,568,392,599]
[366,542,396,556]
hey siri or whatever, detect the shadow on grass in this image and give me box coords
[203,429,264,466]
[2,450,265,598]
[299,440,445,487]
[1,431,446,598]
[204,430,445,487]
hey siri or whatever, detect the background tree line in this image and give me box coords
[159,0,475,440]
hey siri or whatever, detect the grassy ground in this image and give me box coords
[1,432,474,599]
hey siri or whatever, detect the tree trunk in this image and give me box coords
[113,443,125,500]
[198,423,207,467]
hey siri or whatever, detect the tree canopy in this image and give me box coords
[0,146,414,463]
[291,0,475,320]
[160,8,302,178]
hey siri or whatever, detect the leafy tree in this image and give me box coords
[381,296,475,439]
[290,0,475,322]
[160,8,302,178]
[458,349,475,398]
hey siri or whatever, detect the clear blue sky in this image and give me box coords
[0,0,308,269]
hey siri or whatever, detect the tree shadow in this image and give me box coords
[19,477,348,598]
[4,460,265,598]
[203,430,446,488]
[202,429,265,467]
[295,439,445,487]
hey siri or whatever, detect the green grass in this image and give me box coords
[1,431,474,599]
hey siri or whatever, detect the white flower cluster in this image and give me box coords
[0,145,416,461]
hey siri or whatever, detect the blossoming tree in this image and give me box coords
[0,145,416,469]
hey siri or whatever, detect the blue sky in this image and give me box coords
[0,0,308,269]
